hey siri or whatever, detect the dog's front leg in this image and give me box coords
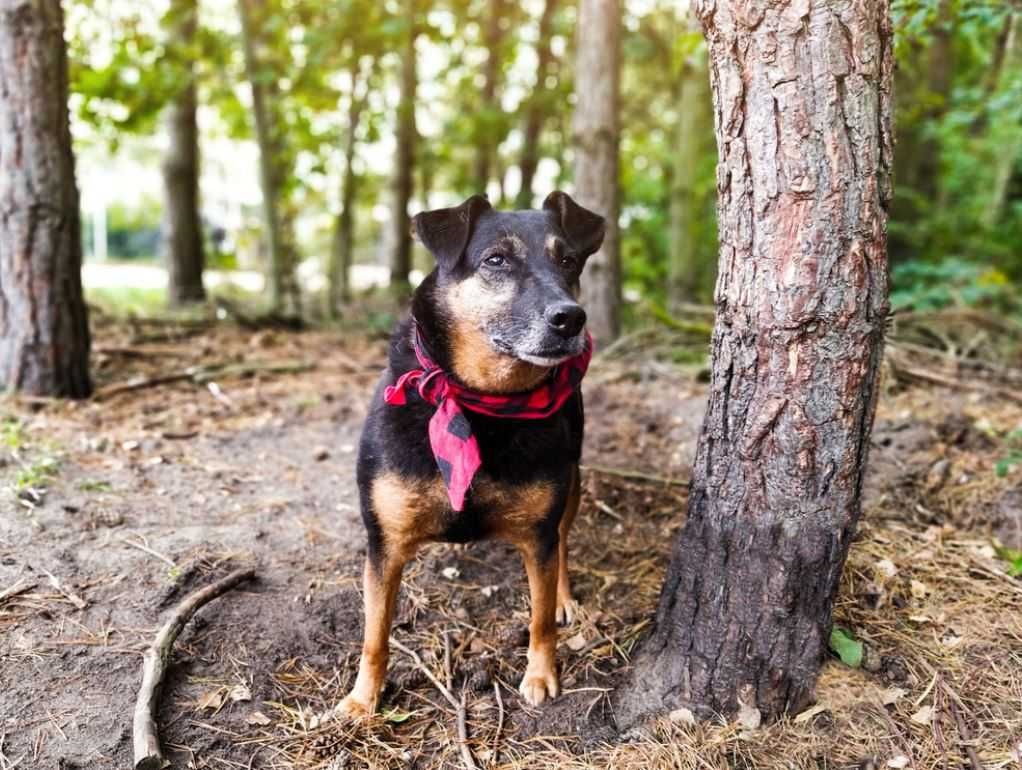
[517,542,560,705]
[337,554,406,718]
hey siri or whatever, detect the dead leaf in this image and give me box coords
[668,708,696,726]
[565,631,587,652]
[245,711,271,726]
[880,687,907,706]
[794,703,828,724]
[910,580,929,599]
[229,684,252,702]
[441,566,460,580]
[736,703,761,731]
[876,559,898,578]
[911,705,934,725]
[887,755,910,769]
[197,689,226,711]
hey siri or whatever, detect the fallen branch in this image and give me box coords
[133,567,256,770]
[943,682,983,770]
[38,567,87,610]
[390,637,478,770]
[580,464,689,488]
[95,361,315,400]
[0,578,36,604]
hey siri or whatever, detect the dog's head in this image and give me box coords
[413,192,604,387]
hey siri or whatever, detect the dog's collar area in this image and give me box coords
[384,322,593,511]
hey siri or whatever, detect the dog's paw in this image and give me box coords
[331,693,375,722]
[555,597,579,626]
[518,666,560,706]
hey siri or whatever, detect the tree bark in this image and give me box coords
[573,0,621,343]
[0,0,92,398]
[389,1,418,297]
[162,0,206,306]
[982,11,1021,229]
[618,0,893,725]
[667,43,711,310]
[514,0,559,210]
[237,0,301,318]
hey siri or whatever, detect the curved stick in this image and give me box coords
[133,567,256,770]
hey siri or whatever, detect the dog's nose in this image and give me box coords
[545,302,586,338]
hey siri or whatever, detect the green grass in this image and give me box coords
[15,455,60,491]
[78,478,113,493]
[85,286,168,317]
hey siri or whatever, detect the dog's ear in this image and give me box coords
[542,191,606,258]
[411,195,492,271]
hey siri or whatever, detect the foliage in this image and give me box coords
[994,428,1022,478]
[890,257,1019,313]
[828,626,864,668]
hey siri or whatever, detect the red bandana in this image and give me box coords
[384,326,593,511]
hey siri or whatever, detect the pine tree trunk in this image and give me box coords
[327,63,368,317]
[0,0,91,398]
[667,46,710,311]
[237,0,300,317]
[982,11,1021,229]
[618,0,893,725]
[162,0,206,306]
[389,1,418,296]
[573,0,620,343]
[515,0,559,210]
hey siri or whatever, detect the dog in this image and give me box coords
[336,191,605,719]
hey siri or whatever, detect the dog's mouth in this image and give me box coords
[490,335,583,367]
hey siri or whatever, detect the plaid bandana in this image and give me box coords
[384,325,593,511]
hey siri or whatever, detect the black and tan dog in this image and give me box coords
[336,191,605,718]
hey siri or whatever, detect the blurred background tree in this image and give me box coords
[58,0,1021,326]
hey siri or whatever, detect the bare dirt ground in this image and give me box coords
[1,317,1020,770]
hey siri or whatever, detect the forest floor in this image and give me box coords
[1,314,1021,770]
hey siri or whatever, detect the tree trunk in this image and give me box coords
[573,0,620,343]
[327,60,370,317]
[162,0,206,306]
[389,2,418,297]
[474,0,506,194]
[618,0,893,725]
[667,45,711,311]
[0,0,91,398]
[983,11,1021,229]
[515,0,559,210]
[237,0,301,318]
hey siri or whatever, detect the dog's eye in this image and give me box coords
[484,253,507,268]
[559,254,578,270]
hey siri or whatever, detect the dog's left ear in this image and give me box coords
[542,191,606,258]
[412,195,492,271]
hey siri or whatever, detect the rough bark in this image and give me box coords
[667,46,711,310]
[162,0,206,306]
[237,0,301,317]
[473,0,506,194]
[0,0,92,398]
[327,60,370,316]
[618,0,893,724]
[515,0,559,210]
[573,0,621,343]
[389,1,418,297]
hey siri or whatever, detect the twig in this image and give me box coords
[95,361,315,400]
[580,464,689,487]
[133,567,256,770]
[37,568,87,610]
[120,536,177,569]
[390,637,478,770]
[0,578,36,604]
[943,683,983,770]
[492,682,504,764]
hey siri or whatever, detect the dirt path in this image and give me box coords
[1,323,1020,770]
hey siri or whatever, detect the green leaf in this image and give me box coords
[829,627,864,668]
[994,546,1022,578]
[381,708,415,723]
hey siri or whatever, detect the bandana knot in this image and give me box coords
[383,326,592,511]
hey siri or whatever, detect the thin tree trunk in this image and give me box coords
[573,0,621,343]
[0,0,91,398]
[237,0,300,317]
[983,11,1021,229]
[618,0,893,725]
[515,0,559,210]
[474,0,506,194]
[162,0,205,306]
[327,60,370,316]
[389,2,418,296]
[667,46,710,311]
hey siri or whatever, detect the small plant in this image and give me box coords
[890,258,1018,314]
[16,456,60,491]
[1,417,26,450]
[828,626,864,668]
[995,429,1022,478]
[78,478,113,493]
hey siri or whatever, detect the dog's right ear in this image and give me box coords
[411,195,492,271]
